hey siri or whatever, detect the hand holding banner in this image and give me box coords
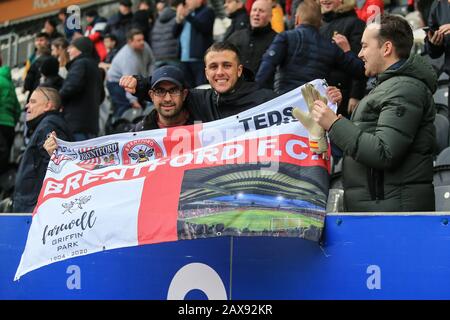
[292,84,329,157]
[15,80,336,281]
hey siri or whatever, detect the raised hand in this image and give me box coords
[326,86,342,106]
[292,84,329,157]
[119,76,138,94]
[43,131,58,156]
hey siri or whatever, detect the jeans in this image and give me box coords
[106,81,131,120]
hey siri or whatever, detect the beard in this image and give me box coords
[158,103,183,119]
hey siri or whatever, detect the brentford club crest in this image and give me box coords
[76,143,120,170]
[122,139,163,165]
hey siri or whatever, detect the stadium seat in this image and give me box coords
[330,158,342,189]
[110,118,135,134]
[215,223,225,233]
[195,84,212,90]
[436,103,449,118]
[389,6,408,16]
[434,113,449,155]
[434,86,448,107]
[436,146,450,167]
[121,108,144,123]
[405,11,423,31]
[434,147,450,187]
[0,197,12,213]
[432,116,450,210]
[425,55,445,77]
[434,185,450,211]
[438,72,449,84]
[0,167,16,210]
[303,225,321,241]
[331,157,342,173]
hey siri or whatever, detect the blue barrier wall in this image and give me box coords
[1,213,450,299]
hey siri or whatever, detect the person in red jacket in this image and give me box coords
[84,9,108,62]
[355,0,384,22]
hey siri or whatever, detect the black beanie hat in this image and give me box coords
[71,37,94,56]
[120,0,133,7]
[40,56,59,77]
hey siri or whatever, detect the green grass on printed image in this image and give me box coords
[183,209,323,231]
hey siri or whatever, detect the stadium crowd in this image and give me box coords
[0,0,448,213]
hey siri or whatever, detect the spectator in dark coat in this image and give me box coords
[123,42,278,122]
[228,0,277,75]
[13,87,72,213]
[223,0,249,40]
[103,34,119,64]
[59,37,103,141]
[104,0,134,48]
[99,34,120,73]
[57,7,83,42]
[24,32,51,102]
[40,56,64,90]
[150,0,181,66]
[256,0,365,94]
[133,0,158,43]
[425,0,450,116]
[417,0,435,27]
[174,0,216,87]
[24,52,52,102]
[85,9,108,62]
[320,0,367,118]
[43,18,64,42]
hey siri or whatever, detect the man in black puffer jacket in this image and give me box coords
[121,41,277,122]
[13,87,72,213]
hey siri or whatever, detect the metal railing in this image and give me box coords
[0,32,19,67]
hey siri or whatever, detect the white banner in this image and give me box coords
[15,80,335,280]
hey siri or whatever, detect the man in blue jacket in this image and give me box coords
[13,87,72,213]
[174,0,215,87]
[256,0,365,94]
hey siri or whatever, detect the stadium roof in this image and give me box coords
[179,163,328,207]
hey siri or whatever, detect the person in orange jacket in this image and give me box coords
[271,0,285,32]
